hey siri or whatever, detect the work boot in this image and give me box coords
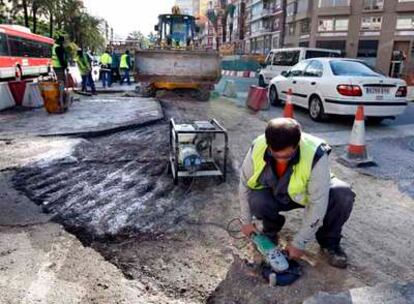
[321,245,348,269]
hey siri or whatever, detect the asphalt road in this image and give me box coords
[216,76,414,133]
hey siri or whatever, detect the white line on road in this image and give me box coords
[314,123,414,146]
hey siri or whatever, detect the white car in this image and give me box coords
[268,58,408,122]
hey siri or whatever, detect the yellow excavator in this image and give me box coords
[135,6,221,101]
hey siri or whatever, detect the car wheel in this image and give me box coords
[258,75,266,88]
[309,95,326,122]
[269,85,281,106]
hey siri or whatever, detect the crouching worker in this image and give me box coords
[239,118,355,268]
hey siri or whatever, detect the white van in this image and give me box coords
[258,48,341,87]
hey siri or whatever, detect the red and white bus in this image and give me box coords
[0,24,54,80]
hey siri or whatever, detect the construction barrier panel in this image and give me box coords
[0,82,16,111]
[223,80,237,98]
[246,85,269,111]
[22,82,44,108]
[8,80,26,106]
[66,72,77,89]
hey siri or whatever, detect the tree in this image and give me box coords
[127,31,148,48]
[7,0,107,52]
[8,0,30,27]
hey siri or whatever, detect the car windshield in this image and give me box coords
[330,60,381,77]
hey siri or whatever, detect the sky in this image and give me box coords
[83,0,176,39]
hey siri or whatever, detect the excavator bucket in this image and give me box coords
[134,49,221,87]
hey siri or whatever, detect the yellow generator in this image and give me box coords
[135,7,221,101]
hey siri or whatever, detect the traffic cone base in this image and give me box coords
[337,105,376,168]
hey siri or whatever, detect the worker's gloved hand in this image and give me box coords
[241,223,257,237]
[285,244,304,260]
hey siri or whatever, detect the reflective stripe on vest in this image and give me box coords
[52,44,61,68]
[246,133,326,206]
[120,54,129,69]
[100,53,112,65]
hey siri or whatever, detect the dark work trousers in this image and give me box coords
[81,72,96,94]
[120,68,130,85]
[248,177,355,248]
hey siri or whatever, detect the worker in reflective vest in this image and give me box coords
[240,118,355,269]
[52,35,68,83]
[100,49,113,88]
[76,49,96,95]
[119,50,131,85]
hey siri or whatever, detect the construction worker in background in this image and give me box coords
[100,48,113,88]
[111,49,120,83]
[76,49,96,95]
[119,50,131,86]
[52,35,68,83]
[240,118,355,269]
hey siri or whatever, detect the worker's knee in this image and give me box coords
[247,189,278,220]
[329,179,355,214]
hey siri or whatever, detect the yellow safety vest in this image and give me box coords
[120,54,129,69]
[100,53,112,65]
[247,133,326,206]
[52,44,61,68]
[76,54,90,75]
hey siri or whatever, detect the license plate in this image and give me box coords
[366,87,390,95]
[375,95,383,101]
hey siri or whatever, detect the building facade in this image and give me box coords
[175,0,199,16]
[283,0,414,75]
[245,0,284,54]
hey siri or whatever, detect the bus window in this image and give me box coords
[7,35,51,58]
[305,50,340,59]
[0,33,9,56]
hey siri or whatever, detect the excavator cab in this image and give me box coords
[155,14,196,48]
[135,5,221,101]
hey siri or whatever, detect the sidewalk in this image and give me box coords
[0,96,163,139]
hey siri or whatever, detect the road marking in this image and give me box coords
[315,123,414,146]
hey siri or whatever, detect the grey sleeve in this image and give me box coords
[239,147,254,225]
[292,153,330,250]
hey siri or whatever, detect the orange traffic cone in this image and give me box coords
[283,88,294,118]
[338,105,376,167]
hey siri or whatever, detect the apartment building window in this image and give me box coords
[319,0,349,7]
[357,40,379,66]
[301,19,311,34]
[287,23,296,35]
[318,18,349,31]
[361,17,382,30]
[287,2,297,17]
[273,17,281,31]
[363,0,384,10]
[297,0,309,13]
[274,0,282,10]
[272,36,280,48]
[396,16,414,29]
[251,21,261,33]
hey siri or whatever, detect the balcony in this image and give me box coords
[363,0,384,11]
[396,0,414,12]
[316,6,351,16]
[317,0,351,16]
